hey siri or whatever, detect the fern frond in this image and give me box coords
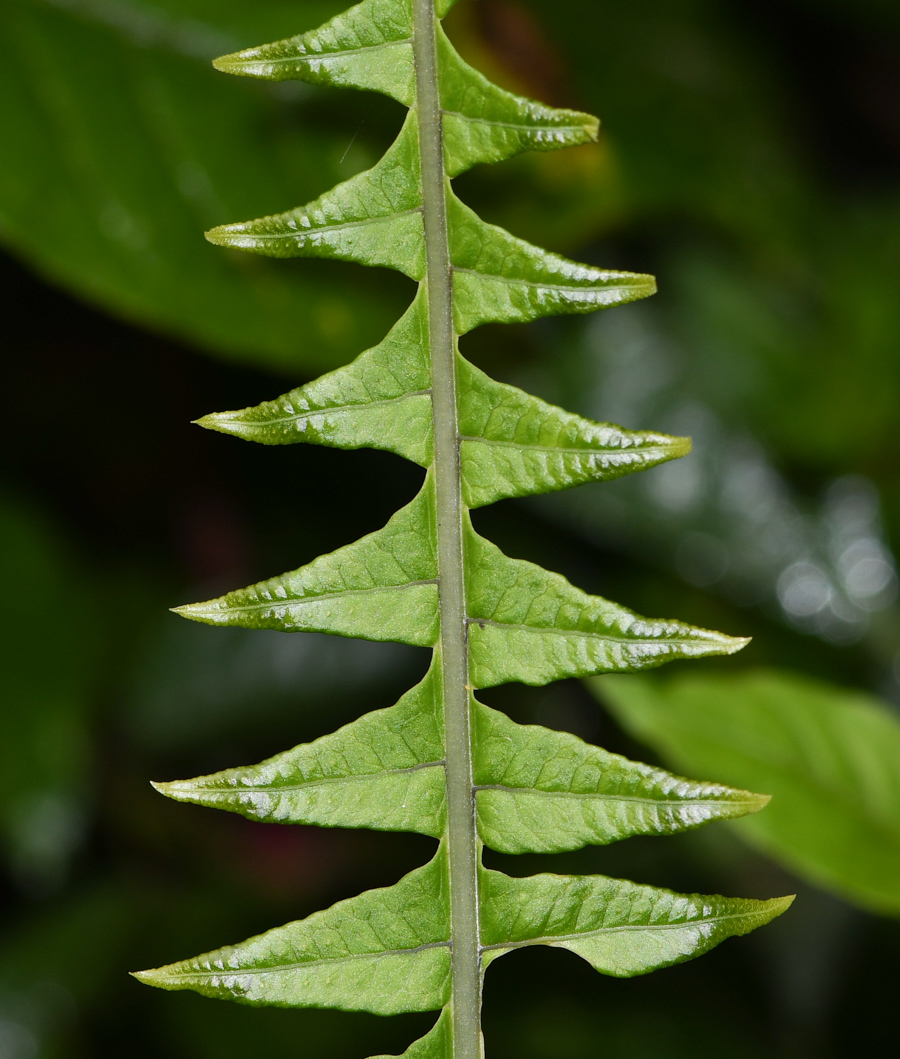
[137,2,792,1055]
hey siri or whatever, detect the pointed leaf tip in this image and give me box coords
[150,779,185,799]
[204,223,245,249]
[170,600,222,625]
[192,411,235,435]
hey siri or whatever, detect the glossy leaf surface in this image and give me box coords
[595,670,900,915]
[175,480,440,645]
[138,1,789,1054]
[197,292,434,464]
[206,115,426,277]
[464,525,747,688]
[471,702,768,854]
[211,0,419,103]
[135,853,452,1014]
[152,660,763,853]
[155,665,447,836]
[480,870,792,977]
[457,358,691,507]
[447,196,655,333]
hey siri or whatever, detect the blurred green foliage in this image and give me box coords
[2,0,900,1056]
[0,492,101,887]
[596,670,900,915]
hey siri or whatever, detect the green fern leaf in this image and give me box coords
[135,852,452,1013]
[154,663,447,836]
[435,27,598,176]
[174,480,439,644]
[206,116,426,276]
[480,870,793,977]
[457,358,691,506]
[138,1,792,1055]
[464,525,747,688]
[211,0,420,103]
[196,292,433,464]
[471,702,768,854]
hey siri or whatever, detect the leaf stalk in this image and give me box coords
[412,1,482,1056]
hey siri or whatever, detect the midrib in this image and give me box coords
[411,3,482,1059]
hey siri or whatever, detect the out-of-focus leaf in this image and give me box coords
[593,669,900,916]
[0,884,132,1055]
[0,0,405,372]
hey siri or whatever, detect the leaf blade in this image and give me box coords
[212,0,417,105]
[175,479,439,646]
[134,851,451,1013]
[465,527,748,688]
[154,663,446,836]
[480,869,792,977]
[197,290,433,466]
[472,702,768,854]
[457,357,690,506]
[206,115,425,279]
[448,195,655,333]
[437,28,598,177]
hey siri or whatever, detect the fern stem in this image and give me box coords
[412,1,482,1056]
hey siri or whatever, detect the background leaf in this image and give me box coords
[0,0,407,371]
[593,669,900,916]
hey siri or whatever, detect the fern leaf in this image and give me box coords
[211,0,419,104]
[436,29,598,176]
[480,870,793,976]
[472,702,768,854]
[154,664,446,836]
[175,480,439,645]
[448,196,655,331]
[206,116,425,276]
[139,1,791,1054]
[135,852,451,1013]
[458,357,691,505]
[196,292,433,464]
[464,525,747,688]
